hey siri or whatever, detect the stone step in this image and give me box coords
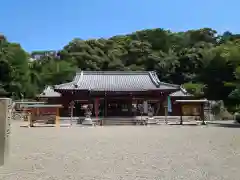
[103,119,136,125]
[104,123,135,125]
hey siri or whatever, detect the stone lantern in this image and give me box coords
[82,104,93,125]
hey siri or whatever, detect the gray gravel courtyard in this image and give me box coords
[1,121,240,180]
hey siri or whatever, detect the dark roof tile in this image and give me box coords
[55,71,179,91]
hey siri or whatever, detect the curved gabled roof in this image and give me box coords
[170,87,193,97]
[38,86,61,97]
[54,71,180,91]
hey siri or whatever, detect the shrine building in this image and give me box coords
[38,71,198,118]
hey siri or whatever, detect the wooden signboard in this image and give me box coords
[181,105,200,116]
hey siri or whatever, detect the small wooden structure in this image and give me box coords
[37,86,61,104]
[169,88,194,116]
[175,99,208,125]
[21,104,62,127]
[13,101,46,121]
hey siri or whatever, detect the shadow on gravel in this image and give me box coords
[168,123,198,126]
[20,125,55,128]
[207,122,240,128]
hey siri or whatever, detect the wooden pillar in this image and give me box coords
[200,103,206,125]
[28,109,34,127]
[133,99,137,116]
[180,104,183,125]
[28,112,32,128]
[55,108,60,127]
[69,101,74,126]
[104,98,108,117]
[36,108,39,116]
[128,98,132,116]
[95,98,99,119]
[155,100,161,116]
[95,98,100,125]
[164,106,168,124]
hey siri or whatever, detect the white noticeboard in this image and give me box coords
[0,98,11,166]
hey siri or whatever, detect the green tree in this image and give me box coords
[1,27,240,107]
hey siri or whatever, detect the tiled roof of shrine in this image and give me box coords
[54,71,180,92]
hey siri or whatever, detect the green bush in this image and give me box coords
[235,113,240,123]
[220,110,234,120]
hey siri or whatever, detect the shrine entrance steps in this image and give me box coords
[102,117,136,126]
[59,116,196,126]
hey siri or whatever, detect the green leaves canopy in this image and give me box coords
[1,28,240,109]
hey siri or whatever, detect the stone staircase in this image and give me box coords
[102,117,136,125]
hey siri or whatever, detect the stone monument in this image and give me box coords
[0,98,12,166]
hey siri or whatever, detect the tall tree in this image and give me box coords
[1,27,240,111]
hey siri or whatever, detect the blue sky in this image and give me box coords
[1,0,239,52]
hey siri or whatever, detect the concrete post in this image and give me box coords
[0,98,12,166]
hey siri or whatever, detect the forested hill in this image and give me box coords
[1,28,240,108]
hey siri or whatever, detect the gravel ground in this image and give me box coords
[0,121,240,180]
